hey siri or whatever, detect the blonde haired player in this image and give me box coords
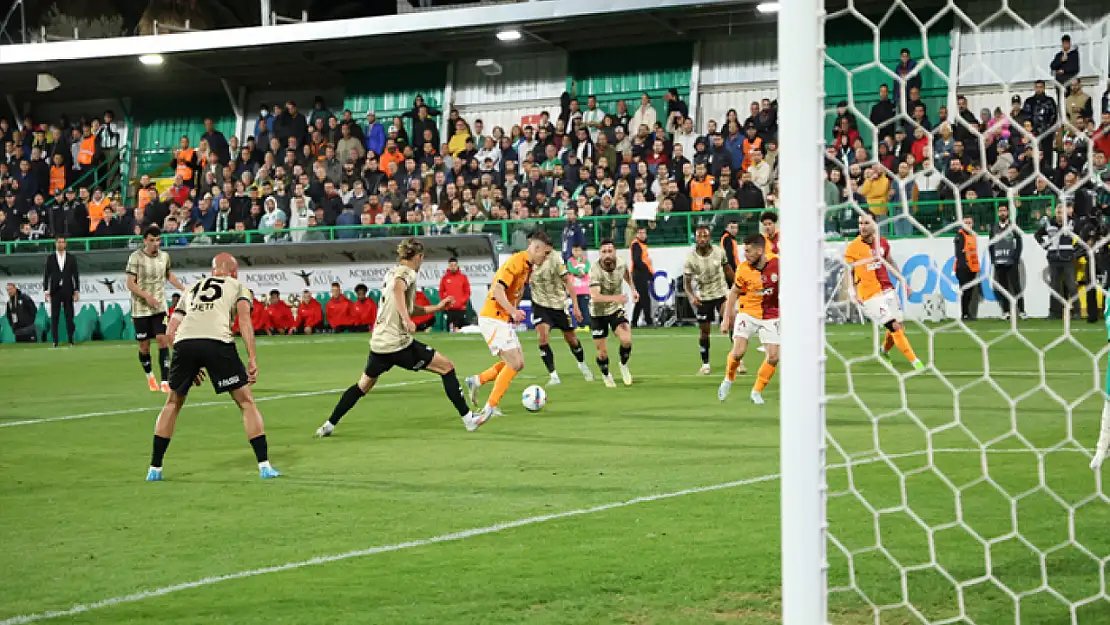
[465,231,554,419]
[719,234,780,404]
[844,213,924,371]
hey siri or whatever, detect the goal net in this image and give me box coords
[780,0,1110,622]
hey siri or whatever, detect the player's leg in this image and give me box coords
[137,332,158,391]
[562,327,593,381]
[1091,364,1110,469]
[697,318,713,375]
[751,322,781,405]
[424,351,486,431]
[146,342,198,481]
[592,315,616,387]
[481,346,524,417]
[719,335,749,401]
[154,314,171,392]
[468,318,519,411]
[886,320,923,370]
[614,320,633,386]
[535,319,559,384]
[316,354,385,437]
[229,384,280,478]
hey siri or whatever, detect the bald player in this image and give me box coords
[146,252,281,481]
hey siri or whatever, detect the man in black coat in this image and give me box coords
[42,236,79,347]
[6,282,38,342]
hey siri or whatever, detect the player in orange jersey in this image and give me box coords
[719,234,780,404]
[761,211,780,256]
[465,231,554,420]
[844,214,924,371]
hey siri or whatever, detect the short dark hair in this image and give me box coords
[143,225,162,238]
[331,282,341,288]
[269,289,280,297]
[599,237,616,248]
[760,211,778,223]
[354,283,368,294]
[695,223,711,233]
[529,230,553,246]
[1062,34,1071,42]
[900,47,911,55]
[743,233,766,247]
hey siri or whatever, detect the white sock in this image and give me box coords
[1098,402,1110,446]
[148,466,161,472]
[259,460,272,470]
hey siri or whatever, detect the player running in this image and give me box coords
[685,224,735,375]
[465,231,554,418]
[316,238,484,437]
[590,238,637,387]
[529,250,593,385]
[719,234,780,404]
[146,253,280,481]
[844,214,924,371]
[126,225,185,393]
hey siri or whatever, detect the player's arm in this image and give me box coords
[391,278,420,333]
[167,271,185,292]
[683,270,700,307]
[722,281,742,333]
[236,298,258,383]
[489,280,524,322]
[589,284,626,304]
[126,272,161,309]
[623,266,640,302]
[166,310,184,344]
[882,244,911,296]
[413,286,452,316]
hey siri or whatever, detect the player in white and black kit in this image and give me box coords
[146,253,280,481]
[126,226,184,393]
[590,238,638,387]
[683,224,734,375]
[315,238,486,437]
[529,251,593,385]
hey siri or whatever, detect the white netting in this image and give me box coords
[819,0,1110,622]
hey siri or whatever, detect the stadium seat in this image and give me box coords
[0,316,14,343]
[121,312,136,341]
[73,305,98,342]
[97,304,125,341]
[34,303,49,342]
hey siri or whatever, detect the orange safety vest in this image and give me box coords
[630,238,654,275]
[721,233,740,270]
[137,186,157,210]
[959,230,980,273]
[176,148,196,181]
[49,165,67,196]
[77,135,96,165]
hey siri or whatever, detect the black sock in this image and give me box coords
[569,341,585,363]
[328,384,365,426]
[139,351,153,375]
[248,434,268,463]
[539,344,555,373]
[699,336,710,365]
[597,356,610,376]
[150,435,171,468]
[441,369,470,417]
[158,348,171,382]
[619,344,632,365]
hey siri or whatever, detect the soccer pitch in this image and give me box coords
[2,323,1109,624]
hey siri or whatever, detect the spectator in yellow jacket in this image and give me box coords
[860,165,891,217]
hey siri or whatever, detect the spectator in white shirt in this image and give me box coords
[913,156,943,193]
[583,95,606,143]
[474,136,501,170]
[630,93,658,137]
[673,116,698,160]
[749,149,772,198]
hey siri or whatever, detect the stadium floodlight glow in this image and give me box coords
[496,29,522,42]
[756,2,781,13]
[138,54,164,66]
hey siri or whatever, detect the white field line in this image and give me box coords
[0,446,1092,625]
[0,379,435,429]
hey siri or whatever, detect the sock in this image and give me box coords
[139,352,153,375]
[158,348,171,382]
[248,434,268,464]
[487,365,518,408]
[441,369,470,417]
[479,362,506,385]
[754,361,777,392]
[569,341,585,363]
[882,331,896,354]
[891,329,918,363]
[539,344,556,374]
[619,344,632,365]
[597,356,610,376]
[150,435,171,468]
[726,353,741,381]
[699,336,710,365]
[328,384,365,426]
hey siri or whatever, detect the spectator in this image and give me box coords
[893,48,922,108]
[664,88,689,132]
[1050,34,1080,87]
[871,84,896,138]
[989,204,1026,320]
[1035,203,1078,319]
[335,203,359,239]
[888,161,917,237]
[261,290,293,335]
[325,282,352,332]
[295,289,324,334]
[346,284,377,332]
[336,122,365,166]
[747,151,771,200]
[630,93,658,137]
[629,226,654,327]
[201,117,230,165]
[954,215,981,320]
[1065,79,1093,130]
[861,165,891,216]
[6,282,37,342]
[561,207,585,259]
[439,257,471,330]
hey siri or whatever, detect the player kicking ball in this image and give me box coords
[529,249,593,385]
[719,234,779,404]
[589,238,637,387]
[126,225,185,393]
[465,231,554,419]
[316,239,483,436]
[146,253,280,481]
[684,224,734,375]
[844,214,924,371]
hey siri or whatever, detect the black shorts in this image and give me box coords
[696,297,727,323]
[134,313,167,341]
[364,340,437,378]
[589,313,628,339]
[168,338,249,397]
[531,303,572,332]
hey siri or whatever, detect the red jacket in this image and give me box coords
[266,301,295,332]
[350,297,378,329]
[326,294,352,328]
[233,298,270,335]
[296,298,324,329]
[412,292,435,327]
[438,270,470,311]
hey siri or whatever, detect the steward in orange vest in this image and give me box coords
[171,136,198,186]
[630,227,655,327]
[76,129,98,170]
[955,216,981,320]
[49,153,68,197]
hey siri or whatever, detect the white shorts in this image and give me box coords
[731,313,781,345]
[478,316,522,356]
[862,290,903,326]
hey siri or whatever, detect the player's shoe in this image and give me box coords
[578,361,594,382]
[145,467,163,482]
[737,360,748,375]
[259,465,282,479]
[911,360,926,372]
[464,375,480,406]
[1092,425,1110,470]
[462,410,489,432]
[619,363,633,386]
[160,381,170,393]
[490,405,504,418]
[315,422,334,438]
[1018,312,1029,320]
[147,374,159,392]
[879,348,891,361]
[603,374,617,388]
[1001,312,1011,321]
[718,379,732,401]
[750,390,765,405]
[548,372,562,386]
[698,364,712,376]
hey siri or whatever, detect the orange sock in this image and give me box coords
[725,353,741,381]
[487,365,518,407]
[891,329,917,363]
[882,331,896,353]
[754,361,777,392]
[478,361,506,385]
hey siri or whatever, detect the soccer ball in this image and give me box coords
[521,385,547,412]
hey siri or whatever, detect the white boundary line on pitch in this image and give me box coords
[0,379,436,429]
[1,446,1093,625]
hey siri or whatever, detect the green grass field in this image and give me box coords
[2,322,1109,624]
